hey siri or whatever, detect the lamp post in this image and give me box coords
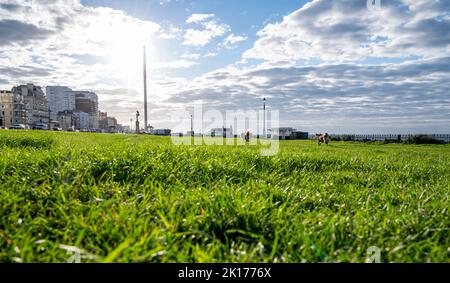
[48,109,52,130]
[263,98,266,138]
[190,114,193,136]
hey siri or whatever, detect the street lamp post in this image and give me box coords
[190,114,193,136]
[48,109,52,130]
[263,98,266,138]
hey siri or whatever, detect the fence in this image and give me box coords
[328,134,450,144]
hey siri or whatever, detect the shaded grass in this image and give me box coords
[0,131,54,149]
[0,130,449,262]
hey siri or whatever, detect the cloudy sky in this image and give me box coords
[0,0,449,133]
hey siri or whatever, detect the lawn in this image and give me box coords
[0,130,448,262]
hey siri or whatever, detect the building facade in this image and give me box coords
[12,84,49,128]
[1,89,27,127]
[12,90,27,125]
[56,110,75,131]
[47,87,101,130]
[0,90,13,128]
[99,112,107,131]
[99,112,118,133]
[74,91,99,129]
[106,117,118,133]
[73,111,90,130]
[210,126,233,138]
[270,128,309,140]
[46,86,75,120]
[270,127,294,139]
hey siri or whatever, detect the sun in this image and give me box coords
[104,20,158,81]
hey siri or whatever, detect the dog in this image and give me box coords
[316,133,330,146]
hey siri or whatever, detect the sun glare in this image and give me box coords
[104,21,157,83]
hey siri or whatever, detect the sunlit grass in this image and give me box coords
[0,130,448,262]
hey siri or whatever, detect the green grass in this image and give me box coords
[0,130,448,263]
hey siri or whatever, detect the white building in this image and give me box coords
[46,86,75,120]
[47,87,99,129]
[74,91,99,129]
[73,111,90,130]
[270,127,309,140]
[211,126,233,138]
[270,127,295,140]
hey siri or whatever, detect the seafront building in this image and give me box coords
[12,84,49,128]
[46,86,76,120]
[0,90,13,128]
[73,91,99,129]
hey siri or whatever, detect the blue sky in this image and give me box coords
[80,0,308,78]
[0,0,449,133]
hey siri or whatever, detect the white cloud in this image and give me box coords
[243,0,450,62]
[154,59,198,69]
[0,0,163,90]
[180,53,201,60]
[222,33,247,48]
[186,13,215,24]
[0,0,169,125]
[204,52,218,57]
[183,27,225,46]
[1,0,449,132]
[183,14,230,46]
[0,1,160,56]
[160,24,182,39]
[162,57,450,133]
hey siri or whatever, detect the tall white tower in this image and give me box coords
[143,46,148,132]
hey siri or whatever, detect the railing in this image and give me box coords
[328,134,450,143]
